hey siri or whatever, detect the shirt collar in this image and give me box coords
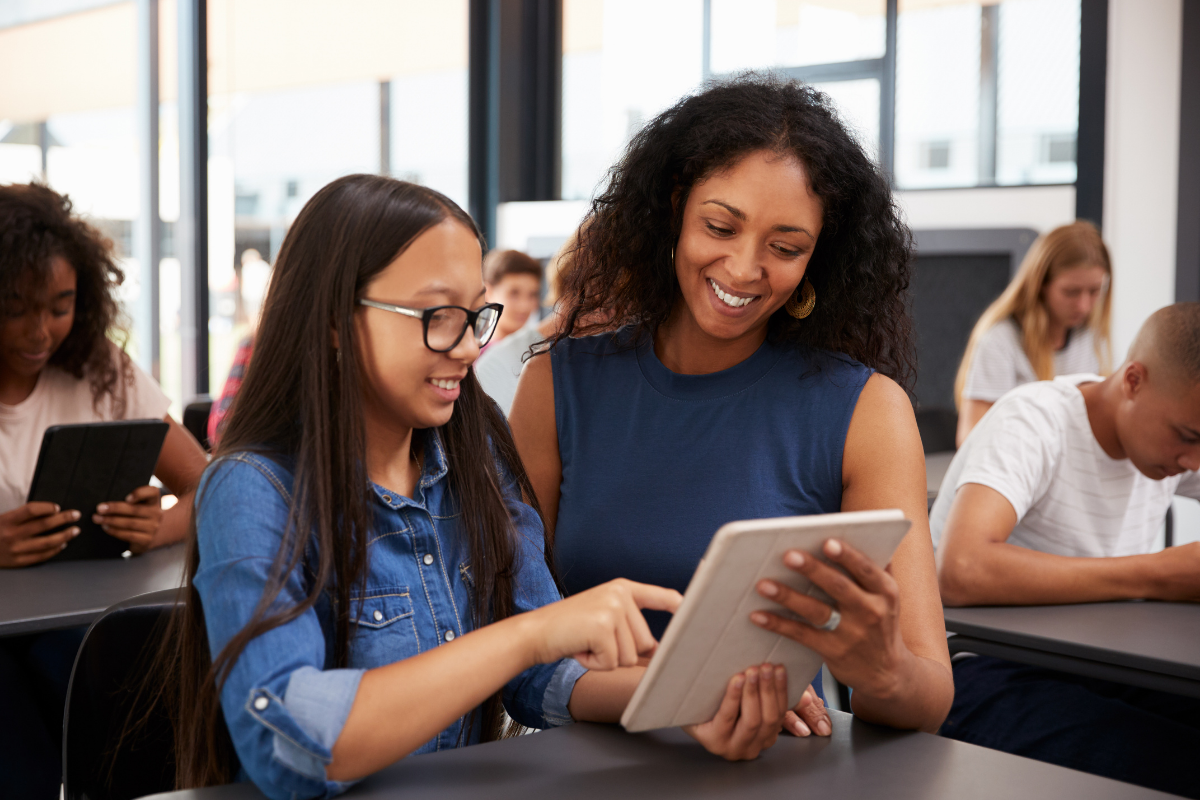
[370,428,450,509]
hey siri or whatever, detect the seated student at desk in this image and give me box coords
[931,303,1200,797]
[511,75,954,744]
[954,221,1112,447]
[152,175,792,800]
[0,183,207,799]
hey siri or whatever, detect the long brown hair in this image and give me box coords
[0,182,131,413]
[147,175,542,788]
[954,220,1113,408]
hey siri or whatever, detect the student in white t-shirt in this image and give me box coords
[0,183,208,799]
[953,221,1113,447]
[930,303,1200,798]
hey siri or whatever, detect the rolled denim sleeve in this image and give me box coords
[495,456,588,728]
[194,456,364,800]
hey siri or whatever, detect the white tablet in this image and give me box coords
[620,509,911,732]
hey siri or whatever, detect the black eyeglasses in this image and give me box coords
[358,299,504,352]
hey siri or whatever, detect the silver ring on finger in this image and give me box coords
[816,608,841,632]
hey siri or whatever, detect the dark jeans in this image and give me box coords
[940,654,1200,798]
[0,626,88,800]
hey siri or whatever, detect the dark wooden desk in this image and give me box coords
[139,711,1175,799]
[0,543,186,637]
[945,601,1200,698]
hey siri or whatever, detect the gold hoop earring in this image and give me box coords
[785,278,816,320]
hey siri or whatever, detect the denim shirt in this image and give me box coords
[193,431,586,800]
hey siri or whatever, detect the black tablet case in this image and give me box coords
[27,420,169,561]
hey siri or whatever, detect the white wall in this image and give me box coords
[1103,0,1184,360]
[895,184,1076,233]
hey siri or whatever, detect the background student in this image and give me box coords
[0,183,207,799]
[510,75,954,740]
[954,220,1113,446]
[931,303,1200,797]
[156,175,790,800]
[481,249,542,352]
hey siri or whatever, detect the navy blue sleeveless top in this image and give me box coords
[552,328,873,641]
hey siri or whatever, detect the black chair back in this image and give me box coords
[915,408,958,454]
[64,589,180,800]
[182,397,213,452]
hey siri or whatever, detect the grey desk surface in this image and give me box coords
[0,543,186,637]
[944,602,1200,681]
[140,712,1174,800]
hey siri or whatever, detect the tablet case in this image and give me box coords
[27,419,169,562]
[621,509,911,732]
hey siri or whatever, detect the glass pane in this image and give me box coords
[0,3,170,398]
[204,0,469,398]
[710,0,886,73]
[561,0,704,202]
[812,78,881,161]
[995,0,1080,185]
[894,0,1080,189]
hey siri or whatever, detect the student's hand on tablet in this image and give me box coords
[751,539,908,704]
[682,663,789,760]
[93,485,164,554]
[526,578,683,671]
[785,683,832,738]
[0,502,81,567]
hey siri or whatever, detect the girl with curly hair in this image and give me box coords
[510,76,954,750]
[0,183,207,797]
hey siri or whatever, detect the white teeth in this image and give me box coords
[431,379,460,390]
[709,279,754,308]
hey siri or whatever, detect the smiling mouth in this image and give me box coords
[708,279,759,309]
[429,378,460,390]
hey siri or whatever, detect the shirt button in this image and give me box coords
[254,696,269,711]
[373,610,383,622]
[444,630,455,641]
[423,554,434,565]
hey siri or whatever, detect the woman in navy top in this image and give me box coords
[144,176,683,799]
[511,76,955,753]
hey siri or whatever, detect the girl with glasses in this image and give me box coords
[141,175,783,799]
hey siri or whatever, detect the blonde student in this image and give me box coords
[954,221,1113,446]
[151,176,792,800]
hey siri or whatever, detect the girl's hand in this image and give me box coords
[93,485,164,554]
[0,502,81,567]
[785,683,832,737]
[751,539,908,702]
[525,578,683,670]
[682,663,788,760]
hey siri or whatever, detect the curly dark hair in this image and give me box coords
[0,182,131,411]
[555,73,916,389]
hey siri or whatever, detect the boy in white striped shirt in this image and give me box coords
[930,302,1200,797]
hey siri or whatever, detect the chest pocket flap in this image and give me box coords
[353,587,414,629]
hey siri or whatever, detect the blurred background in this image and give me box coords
[0,0,1195,540]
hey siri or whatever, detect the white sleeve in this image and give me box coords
[963,324,1022,403]
[123,354,172,421]
[1176,471,1200,501]
[953,395,1061,522]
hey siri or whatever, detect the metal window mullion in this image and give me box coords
[880,0,897,180]
[136,0,161,380]
[977,3,1000,186]
[178,0,208,399]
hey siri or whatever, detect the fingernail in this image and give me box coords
[784,550,805,568]
[746,668,758,683]
[70,527,80,537]
[750,611,769,626]
[824,539,843,557]
[733,676,745,689]
[92,514,102,523]
[775,666,786,681]
[53,504,61,513]
[761,666,773,683]
[817,719,831,736]
[794,718,811,736]
[70,510,80,520]
[125,494,134,502]
[97,504,108,513]
[758,580,778,597]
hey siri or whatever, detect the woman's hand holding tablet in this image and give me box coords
[751,538,913,704]
[0,502,82,567]
[90,484,165,554]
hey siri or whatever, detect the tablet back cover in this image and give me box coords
[621,510,910,732]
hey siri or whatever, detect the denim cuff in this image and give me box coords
[267,666,365,781]
[542,658,588,726]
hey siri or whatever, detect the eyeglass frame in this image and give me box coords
[357,298,505,353]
